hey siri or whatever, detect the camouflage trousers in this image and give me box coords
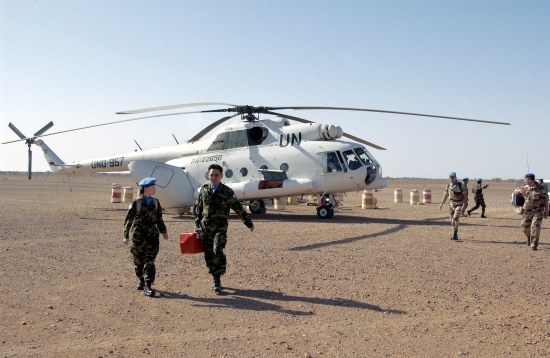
[130,235,159,284]
[522,210,543,246]
[448,202,464,231]
[470,198,486,213]
[200,219,229,276]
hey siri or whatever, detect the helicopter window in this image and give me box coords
[325,152,343,173]
[342,149,363,171]
[225,169,233,178]
[204,172,209,180]
[260,165,268,170]
[280,163,289,172]
[240,167,248,177]
[354,147,374,165]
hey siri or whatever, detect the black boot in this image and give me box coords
[136,278,145,291]
[143,282,155,297]
[211,274,222,293]
[480,212,487,218]
[450,231,458,240]
[467,210,471,217]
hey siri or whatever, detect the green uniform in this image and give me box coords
[520,182,549,247]
[470,183,489,215]
[123,196,167,284]
[195,183,253,276]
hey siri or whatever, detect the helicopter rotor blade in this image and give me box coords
[28,145,32,180]
[1,110,206,145]
[116,102,240,115]
[341,132,386,150]
[34,121,54,137]
[268,106,510,126]
[267,111,387,151]
[8,122,27,140]
[187,113,240,142]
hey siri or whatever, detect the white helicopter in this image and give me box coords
[4,103,510,219]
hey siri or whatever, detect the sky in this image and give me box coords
[1,0,549,179]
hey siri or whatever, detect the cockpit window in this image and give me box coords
[342,149,363,171]
[325,152,344,173]
[354,147,374,165]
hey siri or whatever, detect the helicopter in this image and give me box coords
[4,102,510,219]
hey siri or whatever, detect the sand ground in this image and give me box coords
[1,173,549,357]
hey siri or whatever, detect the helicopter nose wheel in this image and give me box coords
[316,204,334,219]
[248,199,266,214]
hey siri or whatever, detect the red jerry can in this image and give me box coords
[179,232,204,254]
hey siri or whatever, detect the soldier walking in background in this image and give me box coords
[468,178,489,218]
[439,172,468,241]
[462,177,470,217]
[195,164,254,294]
[514,173,549,251]
[538,178,548,194]
[123,177,169,297]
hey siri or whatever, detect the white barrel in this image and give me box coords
[111,183,122,203]
[362,190,373,209]
[287,196,298,205]
[410,189,419,205]
[123,187,134,202]
[394,188,403,203]
[273,197,286,211]
[423,188,432,204]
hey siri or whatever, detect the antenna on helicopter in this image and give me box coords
[134,140,143,151]
[172,134,179,144]
[7,121,54,179]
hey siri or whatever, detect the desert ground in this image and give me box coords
[1,173,549,358]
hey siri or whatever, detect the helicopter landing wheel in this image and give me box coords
[193,204,199,218]
[317,205,333,219]
[249,200,266,214]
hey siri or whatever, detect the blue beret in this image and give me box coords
[139,177,156,187]
[524,173,535,179]
[463,177,469,181]
[448,172,456,177]
[477,178,482,182]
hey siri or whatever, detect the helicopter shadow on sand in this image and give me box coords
[155,287,406,316]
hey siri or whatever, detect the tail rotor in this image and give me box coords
[7,121,54,179]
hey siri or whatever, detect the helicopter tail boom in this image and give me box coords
[34,139,67,173]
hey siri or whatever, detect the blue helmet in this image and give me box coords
[138,177,156,187]
[524,173,535,180]
[477,178,482,183]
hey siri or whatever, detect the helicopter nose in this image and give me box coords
[364,164,380,186]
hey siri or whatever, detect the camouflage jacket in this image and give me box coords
[520,183,549,212]
[194,183,253,228]
[472,184,489,200]
[123,196,167,239]
[445,181,467,203]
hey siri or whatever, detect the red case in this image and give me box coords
[179,232,204,254]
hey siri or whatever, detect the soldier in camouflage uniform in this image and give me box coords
[514,173,549,251]
[467,178,489,218]
[461,178,470,217]
[439,172,468,241]
[195,164,254,293]
[538,179,548,194]
[123,177,169,297]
